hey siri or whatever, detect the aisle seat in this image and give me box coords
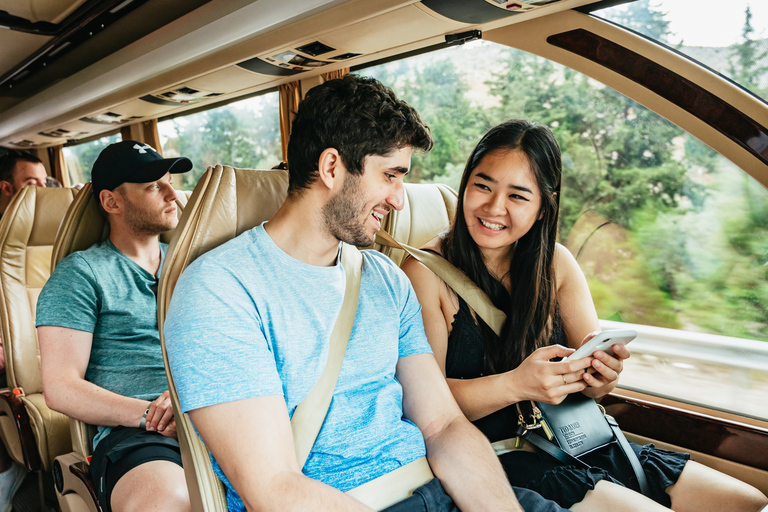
[49,183,191,512]
[156,165,458,512]
[0,186,79,473]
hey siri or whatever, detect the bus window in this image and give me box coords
[158,91,281,191]
[595,0,768,104]
[63,134,120,187]
[361,36,768,421]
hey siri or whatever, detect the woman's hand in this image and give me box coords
[580,338,631,399]
[507,344,593,405]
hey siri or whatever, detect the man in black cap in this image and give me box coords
[36,141,193,512]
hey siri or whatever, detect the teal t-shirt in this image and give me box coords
[36,240,169,447]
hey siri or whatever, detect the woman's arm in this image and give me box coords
[402,254,591,421]
[554,243,630,398]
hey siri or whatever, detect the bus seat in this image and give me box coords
[156,165,459,512]
[157,165,288,512]
[50,182,191,512]
[0,186,78,480]
[376,182,457,266]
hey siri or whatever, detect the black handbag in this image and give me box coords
[516,394,651,496]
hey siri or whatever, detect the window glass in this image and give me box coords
[361,39,768,419]
[594,0,768,102]
[63,134,120,187]
[158,91,281,190]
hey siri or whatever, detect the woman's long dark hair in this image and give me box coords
[442,120,562,374]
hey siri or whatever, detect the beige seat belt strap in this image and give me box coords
[291,242,363,469]
[346,456,433,510]
[375,230,505,334]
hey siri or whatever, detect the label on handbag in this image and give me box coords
[536,393,614,457]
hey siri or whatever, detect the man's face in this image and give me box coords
[10,161,47,192]
[323,147,412,246]
[116,172,180,236]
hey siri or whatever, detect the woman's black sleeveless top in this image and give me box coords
[445,297,566,442]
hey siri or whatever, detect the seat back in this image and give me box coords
[51,182,191,458]
[0,186,78,470]
[158,165,289,512]
[157,165,458,512]
[0,186,78,392]
[376,182,457,266]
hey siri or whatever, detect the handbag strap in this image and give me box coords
[290,242,363,469]
[377,230,651,497]
[375,230,505,336]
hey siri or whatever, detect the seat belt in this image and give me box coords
[290,242,363,468]
[375,230,505,336]
[288,241,434,510]
[375,230,651,497]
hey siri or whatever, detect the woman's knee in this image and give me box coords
[571,480,669,512]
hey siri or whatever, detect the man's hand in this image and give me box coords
[145,391,175,433]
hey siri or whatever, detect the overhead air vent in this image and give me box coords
[38,128,70,138]
[420,0,563,23]
[484,0,561,11]
[10,140,35,147]
[139,86,223,106]
[80,111,134,124]
[238,40,362,77]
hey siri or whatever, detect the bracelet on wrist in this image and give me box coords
[139,407,149,430]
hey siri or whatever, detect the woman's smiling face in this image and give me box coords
[462,148,542,260]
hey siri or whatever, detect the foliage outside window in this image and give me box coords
[158,91,281,191]
[63,134,120,187]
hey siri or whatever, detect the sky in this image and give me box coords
[659,0,768,47]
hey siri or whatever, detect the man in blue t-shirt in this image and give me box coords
[36,141,193,512]
[163,76,529,512]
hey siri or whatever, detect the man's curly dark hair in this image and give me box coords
[286,75,433,196]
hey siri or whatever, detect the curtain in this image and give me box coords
[49,145,71,188]
[321,67,349,82]
[142,119,163,155]
[279,81,302,163]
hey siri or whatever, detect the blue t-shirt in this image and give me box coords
[36,240,169,447]
[164,224,431,511]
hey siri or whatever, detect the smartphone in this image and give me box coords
[562,329,637,361]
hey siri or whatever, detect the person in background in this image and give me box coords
[0,148,49,511]
[0,149,48,219]
[36,141,193,512]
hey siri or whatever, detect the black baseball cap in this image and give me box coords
[91,140,192,197]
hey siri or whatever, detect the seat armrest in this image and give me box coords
[53,452,102,512]
[0,390,42,470]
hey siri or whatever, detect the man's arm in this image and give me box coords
[189,395,373,512]
[38,325,171,432]
[397,352,524,512]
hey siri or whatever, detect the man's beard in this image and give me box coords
[123,196,177,236]
[322,173,380,247]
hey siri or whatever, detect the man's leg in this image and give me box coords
[110,460,190,512]
[0,444,25,512]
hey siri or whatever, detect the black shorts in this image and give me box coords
[499,441,690,509]
[381,477,570,512]
[89,426,183,512]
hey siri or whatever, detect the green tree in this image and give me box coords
[729,6,768,97]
